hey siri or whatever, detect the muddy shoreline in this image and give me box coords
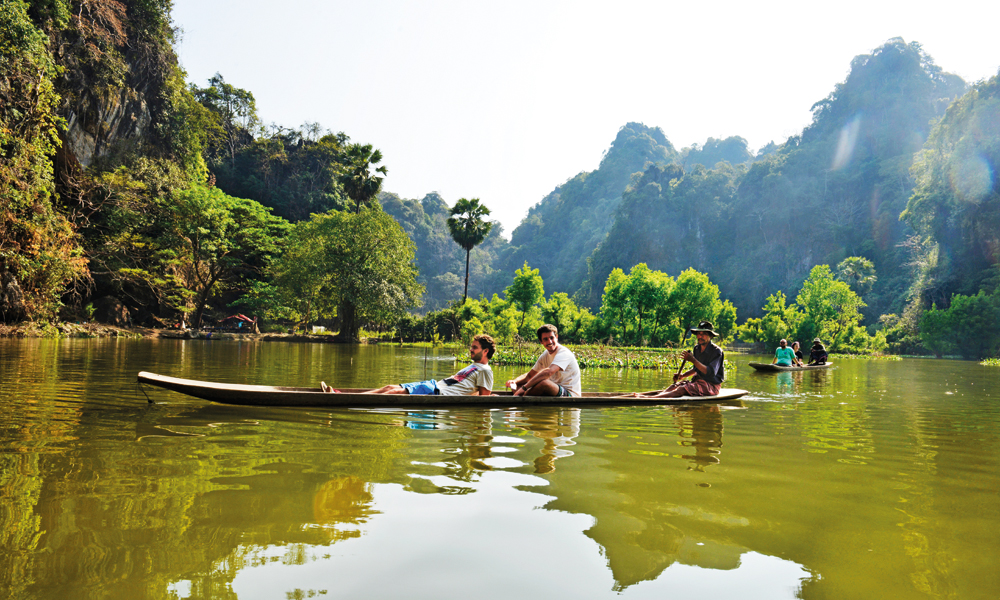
[0,322,365,343]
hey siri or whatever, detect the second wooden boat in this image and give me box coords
[749,361,833,372]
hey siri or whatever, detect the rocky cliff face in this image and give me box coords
[61,84,152,168]
[46,5,171,171]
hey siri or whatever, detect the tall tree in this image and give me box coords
[505,262,544,331]
[340,143,387,214]
[192,73,260,168]
[447,198,493,303]
[305,206,422,341]
[836,257,877,296]
[158,185,288,328]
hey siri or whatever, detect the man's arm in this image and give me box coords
[506,368,537,390]
[514,365,561,396]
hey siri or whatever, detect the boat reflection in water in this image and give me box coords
[676,405,724,471]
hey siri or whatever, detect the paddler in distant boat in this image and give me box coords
[624,321,725,398]
[807,338,829,365]
[772,339,796,366]
[320,334,496,395]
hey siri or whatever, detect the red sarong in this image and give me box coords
[672,379,720,397]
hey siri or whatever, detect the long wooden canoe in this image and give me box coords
[137,371,748,407]
[748,361,833,372]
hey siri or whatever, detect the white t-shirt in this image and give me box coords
[437,363,494,396]
[532,345,581,397]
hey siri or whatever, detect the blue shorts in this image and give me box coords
[556,384,572,397]
[401,380,440,395]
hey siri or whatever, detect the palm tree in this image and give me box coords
[447,198,493,304]
[340,143,388,214]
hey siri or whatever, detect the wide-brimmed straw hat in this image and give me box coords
[690,321,719,336]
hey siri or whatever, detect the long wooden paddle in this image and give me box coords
[674,327,694,381]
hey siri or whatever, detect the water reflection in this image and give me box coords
[677,406,724,471]
[4,340,1000,599]
[754,367,836,397]
[312,476,377,541]
[505,408,581,473]
[777,371,795,394]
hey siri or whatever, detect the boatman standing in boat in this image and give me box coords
[322,334,496,395]
[625,321,725,398]
[505,324,581,397]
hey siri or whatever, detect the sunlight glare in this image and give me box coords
[832,114,862,170]
[950,152,993,202]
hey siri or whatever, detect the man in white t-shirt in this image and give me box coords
[506,324,581,397]
[324,334,495,395]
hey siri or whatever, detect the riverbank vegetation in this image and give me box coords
[1,3,997,358]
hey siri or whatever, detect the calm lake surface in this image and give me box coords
[1,338,998,600]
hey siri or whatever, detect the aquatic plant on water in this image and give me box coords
[491,345,736,372]
[829,353,902,361]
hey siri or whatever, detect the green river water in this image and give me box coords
[1,337,998,599]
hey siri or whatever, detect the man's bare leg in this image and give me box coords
[521,379,561,396]
[362,384,408,395]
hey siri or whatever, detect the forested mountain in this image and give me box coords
[580,39,969,320]
[500,123,677,294]
[898,71,1000,356]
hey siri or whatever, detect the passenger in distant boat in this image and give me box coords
[791,341,804,366]
[624,321,725,398]
[506,324,582,397]
[808,338,829,365]
[773,339,796,366]
[321,334,496,395]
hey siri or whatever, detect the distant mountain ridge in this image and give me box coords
[375,39,990,330]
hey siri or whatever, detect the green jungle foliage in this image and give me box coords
[1,1,83,321]
[919,290,1000,359]
[737,263,887,354]
[903,72,1000,304]
[261,206,423,340]
[391,263,729,349]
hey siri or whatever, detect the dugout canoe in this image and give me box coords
[137,371,748,407]
[748,362,833,372]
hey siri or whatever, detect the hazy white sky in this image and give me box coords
[170,0,1000,235]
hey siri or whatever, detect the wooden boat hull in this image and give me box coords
[749,361,833,372]
[137,371,748,407]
